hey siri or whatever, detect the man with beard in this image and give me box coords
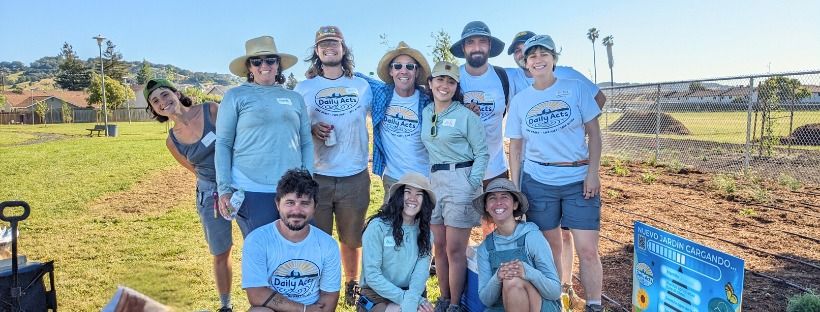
[242,168,341,312]
[505,31,606,312]
[294,25,373,306]
[448,21,511,187]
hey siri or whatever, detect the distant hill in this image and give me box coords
[597,81,736,91]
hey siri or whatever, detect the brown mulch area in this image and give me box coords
[608,111,692,135]
[781,123,820,145]
[88,166,195,218]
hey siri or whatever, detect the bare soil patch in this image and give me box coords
[609,111,691,135]
[88,166,194,218]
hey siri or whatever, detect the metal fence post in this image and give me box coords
[743,77,755,172]
[655,84,661,161]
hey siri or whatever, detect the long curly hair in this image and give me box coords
[304,42,355,79]
[366,185,433,258]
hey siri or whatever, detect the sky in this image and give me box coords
[2,0,819,84]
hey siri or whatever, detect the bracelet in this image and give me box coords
[262,290,278,308]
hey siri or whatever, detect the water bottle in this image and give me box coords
[226,190,244,220]
[324,126,337,147]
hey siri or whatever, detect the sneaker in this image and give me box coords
[433,298,450,312]
[344,280,359,306]
[216,307,232,312]
[445,304,463,312]
[585,303,604,312]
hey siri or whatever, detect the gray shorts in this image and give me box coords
[381,174,399,204]
[196,179,233,255]
[520,172,601,231]
[430,165,483,228]
[314,170,371,247]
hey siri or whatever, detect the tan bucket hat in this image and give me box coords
[376,41,431,86]
[387,172,436,206]
[229,36,297,77]
[430,61,459,82]
[473,178,528,215]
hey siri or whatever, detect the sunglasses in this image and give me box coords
[249,56,280,67]
[318,40,340,49]
[430,113,438,137]
[391,63,418,71]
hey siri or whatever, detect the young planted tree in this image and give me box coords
[87,72,135,112]
[285,73,298,90]
[61,100,73,123]
[430,29,457,64]
[756,76,811,156]
[34,100,48,124]
[587,27,600,83]
[55,42,91,91]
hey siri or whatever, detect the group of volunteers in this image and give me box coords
[144,20,605,312]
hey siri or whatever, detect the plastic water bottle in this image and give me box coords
[226,190,244,220]
[324,126,337,147]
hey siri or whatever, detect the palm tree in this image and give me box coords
[602,35,614,87]
[587,28,600,83]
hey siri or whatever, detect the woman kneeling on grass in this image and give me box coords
[358,172,435,312]
[145,78,234,312]
[476,178,561,312]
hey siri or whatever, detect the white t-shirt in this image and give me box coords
[380,90,430,179]
[295,76,373,177]
[459,65,509,179]
[505,78,601,185]
[506,66,600,98]
[241,221,342,305]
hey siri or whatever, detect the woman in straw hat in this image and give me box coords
[475,178,561,312]
[144,79,235,311]
[358,172,436,312]
[215,35,314,238]
[505,34,604,312]
[420,61,489,312]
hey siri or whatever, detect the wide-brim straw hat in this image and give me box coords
[473,178,528,215]
[229,36,297,77]
[387,172,436,206]
[376,41,431,86]
[449,21,505,58]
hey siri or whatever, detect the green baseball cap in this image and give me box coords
[143,78,177,101]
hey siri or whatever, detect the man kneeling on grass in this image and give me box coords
[242,168,341,311]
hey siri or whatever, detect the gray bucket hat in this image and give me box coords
[449,21,505,58]
[473,178,528,215]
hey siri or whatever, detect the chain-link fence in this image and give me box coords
[600,70,820,184]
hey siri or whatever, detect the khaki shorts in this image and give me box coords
[381,174,399,204]
[430,165,483,229]
[314,170,371,247]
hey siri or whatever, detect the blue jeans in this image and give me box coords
[236,191,279,237]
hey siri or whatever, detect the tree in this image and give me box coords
[164,66,178,82]
[136,59,153,84]
[602,35,615,87]
[756,76,811,155]
[688,82,707,92]
[55,42,91,91]
[61,100,73,123]
[378,33,391,51]
[102,40,129,82]
[587,28,600,83]
[285,73,298,90]
[0,94,6,110]
[87,72,135,111]
[430,29,457,64]
[34,100,48,124]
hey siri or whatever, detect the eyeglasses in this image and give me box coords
[318,40,340,49]
[391,63,418,71]
[249,56,279,67]
[430,113,438,137]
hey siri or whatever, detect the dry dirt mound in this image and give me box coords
[609,111,691,135]
[781,123,820,146]
[88,166,195,218]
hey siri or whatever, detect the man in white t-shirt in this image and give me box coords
[242,169,340,312]
[293,25,373,306]
[448,21,511,186]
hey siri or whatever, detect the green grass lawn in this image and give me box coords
[1,122,440,311]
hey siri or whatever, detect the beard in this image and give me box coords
[284,214,308,231]
[321,59,342,67]
[466,52,488,68]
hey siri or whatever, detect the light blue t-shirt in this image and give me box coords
[506,66,600,98]
[380,90,429,179]
[459,65,509,179]
[505,78,601,185]
[241,221,341,305]
[295,75,373,177]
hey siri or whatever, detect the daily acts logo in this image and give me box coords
[384,105,419,136]
[270,259,320,298]
[463,91,495,121]
[526,100,571,130]
[315,87,360,113]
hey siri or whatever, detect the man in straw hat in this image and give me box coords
[474,178,562,312]
[449,21,512,187]
[216,35,313,239]
[355,41,432,203]
[294,25,373,306]
[242,169,341,312]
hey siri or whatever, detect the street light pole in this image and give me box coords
[93,35,108,136]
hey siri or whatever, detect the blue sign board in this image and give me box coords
[632,221,745,312]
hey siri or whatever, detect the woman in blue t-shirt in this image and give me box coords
[145,78,234,311]
[358,172,435,312]
[505,35,604,312]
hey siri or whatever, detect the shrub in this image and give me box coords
[787,291,820,312]
[778,174,802,191]
[641,172,657,184]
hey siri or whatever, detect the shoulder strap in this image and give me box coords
[493,66,510,116]
[516,233,527,247]
[485,233,496,252]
